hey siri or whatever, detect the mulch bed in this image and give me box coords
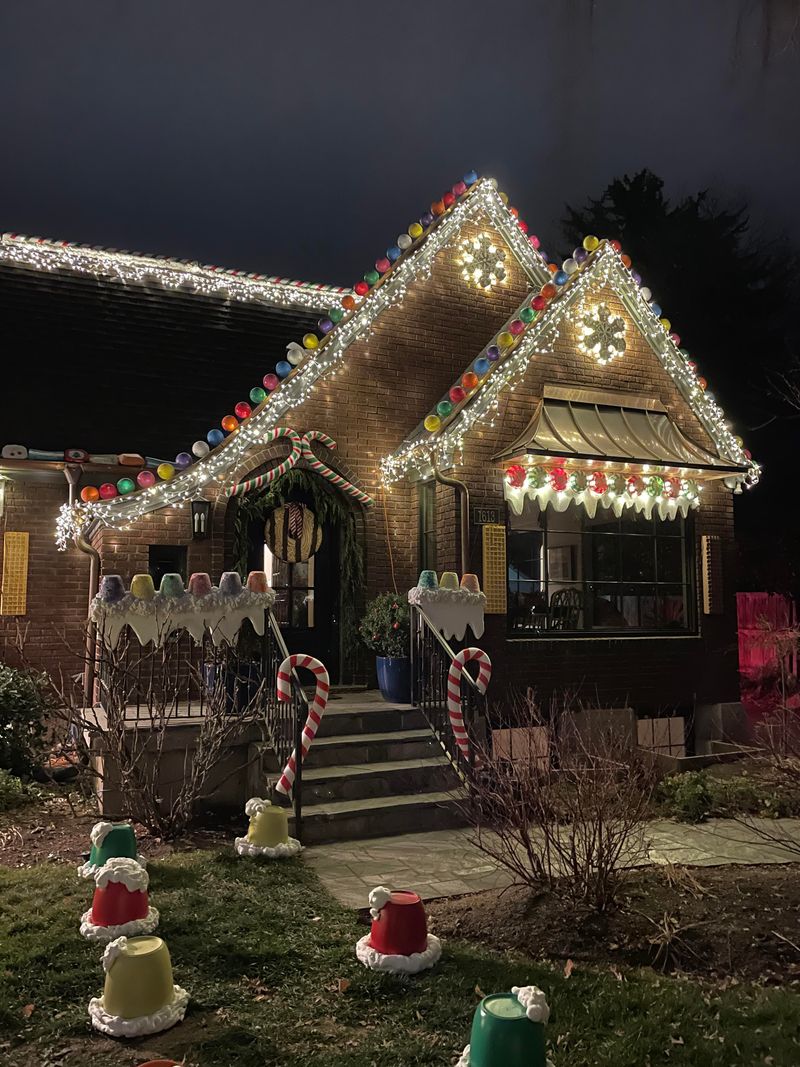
[428,864,800,985]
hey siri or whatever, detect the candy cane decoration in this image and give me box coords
[275,654,330,796]
[447,648,492,759]
[300,431,374,507]
[227,427,302,497]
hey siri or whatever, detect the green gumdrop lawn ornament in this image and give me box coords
[457,986,553,1067]
[78,821,143,879]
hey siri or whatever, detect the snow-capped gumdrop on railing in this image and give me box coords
[408,570,486,641]
[91,571,276,648]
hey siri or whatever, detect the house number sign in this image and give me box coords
[472,505,500,525]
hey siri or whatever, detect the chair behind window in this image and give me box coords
[549,587,582,630]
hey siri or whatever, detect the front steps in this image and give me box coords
[285,694,467,845]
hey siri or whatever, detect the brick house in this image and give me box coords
[1,174,758,728]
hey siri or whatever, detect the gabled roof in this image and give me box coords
[0,232,346,313]
[59,174,551,539]
[381,241,759,487]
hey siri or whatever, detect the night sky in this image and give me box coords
[1,2,798,284]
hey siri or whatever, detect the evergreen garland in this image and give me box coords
[231,468,366,672]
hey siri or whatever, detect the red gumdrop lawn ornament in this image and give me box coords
[449,385,466,404]
[369,891,429,957]
[234,401,252,420]
[506,465,526,488]
[462,371,479,390]
[99,483,118,500]
[549,467,568,492]
[91,880,149,927]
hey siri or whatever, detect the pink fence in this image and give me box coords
[736,592,797,676]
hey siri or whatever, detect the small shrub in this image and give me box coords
[0,769,37,812]
[656,772,713,823]
[0,665,48,778]
[359,593,410,658]
[656,768,800,822]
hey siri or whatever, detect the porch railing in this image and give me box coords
[409,604,488,782]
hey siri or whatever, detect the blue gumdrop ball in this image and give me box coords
[554,270,568,285]
[207,429,225,447]
[650,303,662,317]
[386,245,401,262]
[175,452,192,469]
[463,170,478,185]
[474,357,491,376]
[276,361,292,378]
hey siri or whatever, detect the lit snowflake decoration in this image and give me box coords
[577,302,627,365]
[457,233,507,291]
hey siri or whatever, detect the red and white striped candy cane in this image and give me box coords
[300,430,374,507]
[275,654,330,796]
[447,648,492,758]
[227,427,302,498]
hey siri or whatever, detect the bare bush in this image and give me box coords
[467,691,657,913]
[17,624,268,839]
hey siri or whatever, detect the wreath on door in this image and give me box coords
[264,502,323,563]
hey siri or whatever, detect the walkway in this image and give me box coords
[305,818,800,908]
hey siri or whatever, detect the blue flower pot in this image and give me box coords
[376,656,411,704]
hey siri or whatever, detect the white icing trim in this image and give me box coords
[512,985,550,1024]
[90,821,116,846]
[456,1047,553,1067]
[355,933,442,974]
[95,856,149,892]
[234,836,302,858]
[244,796,272,817]
[78,855,146,880]
[408,587,485,607]
[102,936,129,972]
[80,906,159,943]
[368,886,392,921]
[88,984,189,1038]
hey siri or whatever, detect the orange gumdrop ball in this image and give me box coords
[80,485,100,503]
[462,371,479,390]
[541,283,557,300]
[431,199,446,216]
[547,263,558,274]
[620,253,632,268]
[342,294,356,311]
[221,415,238,432]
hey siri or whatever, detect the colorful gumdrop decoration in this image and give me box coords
[355,886,442,974]
[80,857,159,943]
[456,986,554,1067]
[88,935,190,1038]
[78,821,145,879]
[234,796,302,858]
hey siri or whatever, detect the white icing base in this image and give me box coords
[355,933,442,974]
[88,985,189,1038]
[79,906,160,943]
[234,836,302,858]
[456,1047,554,1067]
[77,856,146,880]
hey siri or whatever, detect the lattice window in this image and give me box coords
[1,532,29,616]
[482,523,507,615]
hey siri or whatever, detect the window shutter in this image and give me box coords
[1,531,30,616]
[701,534,723,615]
[482,523,507,615]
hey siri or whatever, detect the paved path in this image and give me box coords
[305,818,800,908]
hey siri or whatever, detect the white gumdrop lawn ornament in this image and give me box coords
[234,797,301,858]
[355,885,442,975]
[447,648,491,758]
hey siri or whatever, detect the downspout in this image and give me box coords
[431,454,470,576]
[64,467,100,703]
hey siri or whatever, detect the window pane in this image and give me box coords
[592,536,619,581]
[291,590,314,628]
[657,538,683,582]
[272,589,289,625]
[292,560,310,587]
[658,586,687,628]
[271,557,289,587]
[621,536,655,581]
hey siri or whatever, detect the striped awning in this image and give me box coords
[495,385,747,476]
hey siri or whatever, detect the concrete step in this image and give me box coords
[305,729,439,768]
[301,755,459,804]
[291,790,469,845]
[316,704,426,739]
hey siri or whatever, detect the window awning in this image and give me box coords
[494,385,748,477]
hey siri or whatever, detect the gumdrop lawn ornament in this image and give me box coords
[88,935,190,1039]
[234,797,302,858]
[80,857,159,943]
[456,985,554,1067]
[78,821,146,879]
[355,886,442,974]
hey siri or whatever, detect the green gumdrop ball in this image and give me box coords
[329,307,344,324]
[436,400,453,418]
[364,270,380,285]
[117,477,136,495]
[250,386,267,405]
[520,306,536,323]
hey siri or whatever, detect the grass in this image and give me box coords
[1,851,799,1066]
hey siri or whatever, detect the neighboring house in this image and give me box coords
[0,174,757,721]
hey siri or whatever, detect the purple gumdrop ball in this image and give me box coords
[486,345,501,361]
[631,270,642,285]
[420,212,434,227]
[575,249,589,264]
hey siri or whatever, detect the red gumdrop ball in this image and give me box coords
[610,239,622,252]
[99,483,118,500]
[234,401,252,420]
[518,219,528,233]
[531,295,547,311]
[354,280,369,296]
[449,385,466,404]
[263,373,280,390]
[442,191,455,207]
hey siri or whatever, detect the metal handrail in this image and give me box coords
[415,605,484,694]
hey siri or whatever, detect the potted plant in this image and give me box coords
[360,593,411,703]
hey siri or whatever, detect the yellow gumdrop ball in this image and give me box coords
[583,235,599,252]
[157,462,175,481]
[499,191,508,204]
[302,333,319,350]
[424,414,442,433]
[498,331,514,348]
[408,222,423,239]
[659,318,671,331]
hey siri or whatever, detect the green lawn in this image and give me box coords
[1,851,799,1066]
